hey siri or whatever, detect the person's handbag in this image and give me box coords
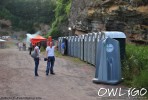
[31,50,38,58]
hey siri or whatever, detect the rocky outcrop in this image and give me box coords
[0,19,11,29]
[0,19,12,37]
[69,0,148,41]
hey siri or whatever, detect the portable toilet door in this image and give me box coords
[91,33,98,65]
[70,36,73,56]
[74,36,78,57]
[73,36,75,57]
[73,36,76,57]
[94,31,105,66]
[87,33,93,64]
[71,36,74,56]
[58,37,61,52]
[93,37,122,85]
[68,36,71,56]
[77,36,81,59]
[80,35,84,61]
[64,37,68,55]
[60,37,63,53]
[76,36,79,58]
[84,34,88,62]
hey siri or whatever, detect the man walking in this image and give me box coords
[46,42,56,75]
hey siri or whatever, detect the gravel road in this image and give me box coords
[0,45,138,100]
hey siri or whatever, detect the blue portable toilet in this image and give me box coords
[76,36,79,58]
[73,36,78,57]
[58,37,61,52]
[63,37,68,55]
[68,36,71,56]
[91,32,98,65]
[69,36,72,56]
[70,36,74,56]
[87,33,93,64]
[80,35,84,60]
[77,36,81,59]
[93,37,122,85]
[73,36,76,57]
[84,34,88,62]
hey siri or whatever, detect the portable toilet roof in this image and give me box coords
[100,31,126,38]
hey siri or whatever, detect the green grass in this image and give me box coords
[122,43,148,89]
[55,50,63,57]
[55,50,86,65]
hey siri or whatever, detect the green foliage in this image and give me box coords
[132,70,148,88]
[0,0,56,33]
[123,43,148,87]
[0,32,9,36]
[48,27,60,39]
[47,0,71,38]
[0,7,11,19]
[55,48,63,57]
[0,0,71,36]
[65,0,71,16]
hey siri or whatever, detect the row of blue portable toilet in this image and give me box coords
[58,31,126,66]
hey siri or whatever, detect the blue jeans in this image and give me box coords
[46,56,55,74]
[34,58,39,76]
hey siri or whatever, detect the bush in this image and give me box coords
[47,0,71,38]
[49,27,61,38]
[122,43,148,87]
[132,70,148,88]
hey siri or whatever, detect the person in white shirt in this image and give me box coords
[18,42,22,51]
[34,42,40,76]
[46,42,56,75]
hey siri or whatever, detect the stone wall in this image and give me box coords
[69,0,148,41]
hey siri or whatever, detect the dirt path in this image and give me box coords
[0,45,135,100]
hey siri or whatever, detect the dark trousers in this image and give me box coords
[29,47,32,55]
[46,56,55,74]
[34,58,39,76]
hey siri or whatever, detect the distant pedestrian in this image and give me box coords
[29,43,33,55]
[61,42,65,55]
[45,42,57,75]
[18,42,22,51]
[33,43,40,76]
[16,42,19,49]
[23,42,26,51]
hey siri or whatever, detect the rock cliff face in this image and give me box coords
[69,0,148,41]
[0,19,12,36]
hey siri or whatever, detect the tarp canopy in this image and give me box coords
[0,39,6,42]
[26,32,41,47]
[31,35,47,45]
